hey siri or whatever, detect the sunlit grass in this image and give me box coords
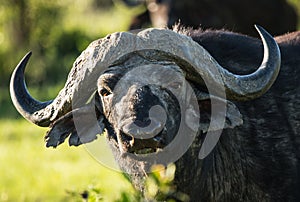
[0,119,133,202]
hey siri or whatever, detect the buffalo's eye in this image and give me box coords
[168,81,182,90]
[99,88,111,97]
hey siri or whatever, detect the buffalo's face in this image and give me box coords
[98,61,190,155]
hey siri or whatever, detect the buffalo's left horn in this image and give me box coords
[221,25,281,100]
[10,52,53,127]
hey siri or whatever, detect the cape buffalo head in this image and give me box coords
[10,26,280,175]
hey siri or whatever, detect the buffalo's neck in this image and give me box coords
[173,130,268,202]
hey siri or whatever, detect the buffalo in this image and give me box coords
[10,25,300,201]
[127,0,298,37]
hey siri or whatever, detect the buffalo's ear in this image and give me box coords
[45,96,105,148]
[197,94,243,132]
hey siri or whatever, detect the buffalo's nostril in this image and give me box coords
[122,119,164,139]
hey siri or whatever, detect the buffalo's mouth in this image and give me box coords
[114,128,168,155]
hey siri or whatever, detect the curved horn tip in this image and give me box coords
[14,51,32,73]
[254,24,265,34]
[254,25,274,43]
[254,24,281,70]
[12,52,33,79]
[254,24,280,53]
[24,51,32,60]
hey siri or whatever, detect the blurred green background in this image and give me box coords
[0,0,299,201]
[0,1,143,201]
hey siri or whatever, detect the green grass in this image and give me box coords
[0,119,134,202]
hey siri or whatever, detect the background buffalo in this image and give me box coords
[127,0,298,36]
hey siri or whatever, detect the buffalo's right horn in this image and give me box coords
[10,52,53,127]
